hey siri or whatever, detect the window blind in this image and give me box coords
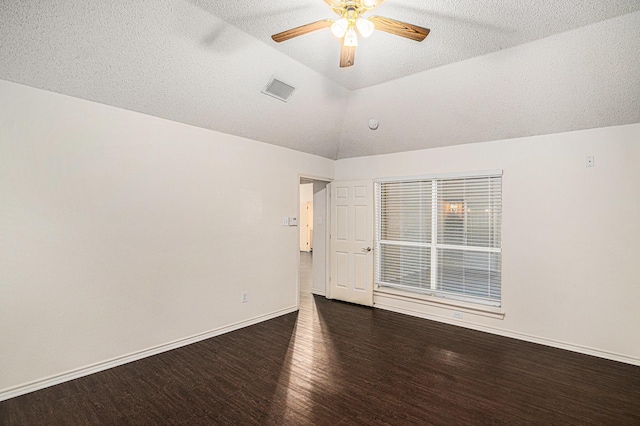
[376,174,502,306]
[377,181,431,292]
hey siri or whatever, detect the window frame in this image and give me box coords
[375,170,503,308]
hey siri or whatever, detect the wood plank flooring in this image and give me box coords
[2,252,639,424]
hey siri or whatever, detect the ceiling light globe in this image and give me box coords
[331,18,349,38]
[356,17,374,37]
[344,27,358,47]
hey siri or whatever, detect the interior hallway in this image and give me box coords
[299,251,314,306]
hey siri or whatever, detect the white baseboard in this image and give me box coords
[374,301,640,367]
[0,306,298,402]
[310,289,326,296]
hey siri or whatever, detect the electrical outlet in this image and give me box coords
[241,292,248,303]
[453,311,463,319]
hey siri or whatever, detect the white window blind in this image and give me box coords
[378,181,432,291]
[376,173,502,307]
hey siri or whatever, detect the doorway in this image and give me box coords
[298,177,330,302]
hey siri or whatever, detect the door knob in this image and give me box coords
[362,247,372,252]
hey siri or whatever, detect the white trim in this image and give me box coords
[298,173,334,184]
[324,185,331,299]
[376,287,504,318]
[436,243,501,253]
[374,182,381,292]
[325,182,332,299]
[311,289,326,296]
[298,174,333,304]
[374,169,503,183]
[378,240,430,248]
[374,301,640,367]
[0,306,298,402]
[430,180,437,291]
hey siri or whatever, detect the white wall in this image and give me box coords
[0,0,351,159]
[1,77,638,402]
[300,183,313,204]
[299,183,313,251]
[335,124,640,365]
[338,11,640,158]
[313,180,329,194]
[311,188,328,296]
[0,79,334,398]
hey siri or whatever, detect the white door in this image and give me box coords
[312,188,328,296]
[329,180,374,306]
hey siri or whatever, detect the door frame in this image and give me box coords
[296,174,332,310]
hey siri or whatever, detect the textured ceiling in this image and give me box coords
[200,0,640,90]
[0,1,639,160]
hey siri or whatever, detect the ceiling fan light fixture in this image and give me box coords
[356,17,374,37]
[344,27,358,47]
[331,17,349,38]
[362,0,377,7]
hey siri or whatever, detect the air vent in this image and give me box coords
[262,77,296,102]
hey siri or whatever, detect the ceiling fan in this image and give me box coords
[271,0,430,68]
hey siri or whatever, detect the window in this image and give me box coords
[375,172,502,307]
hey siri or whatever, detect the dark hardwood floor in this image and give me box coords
[2,252,639,425]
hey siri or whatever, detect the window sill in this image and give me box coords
[374,286,505,320]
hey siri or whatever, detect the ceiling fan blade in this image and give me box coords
[369,16,430,42]
[271,19,333,43]
[340,45,355,68]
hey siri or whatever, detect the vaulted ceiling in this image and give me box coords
[1,1,639,159]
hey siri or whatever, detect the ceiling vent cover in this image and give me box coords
[262,77,296,102]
